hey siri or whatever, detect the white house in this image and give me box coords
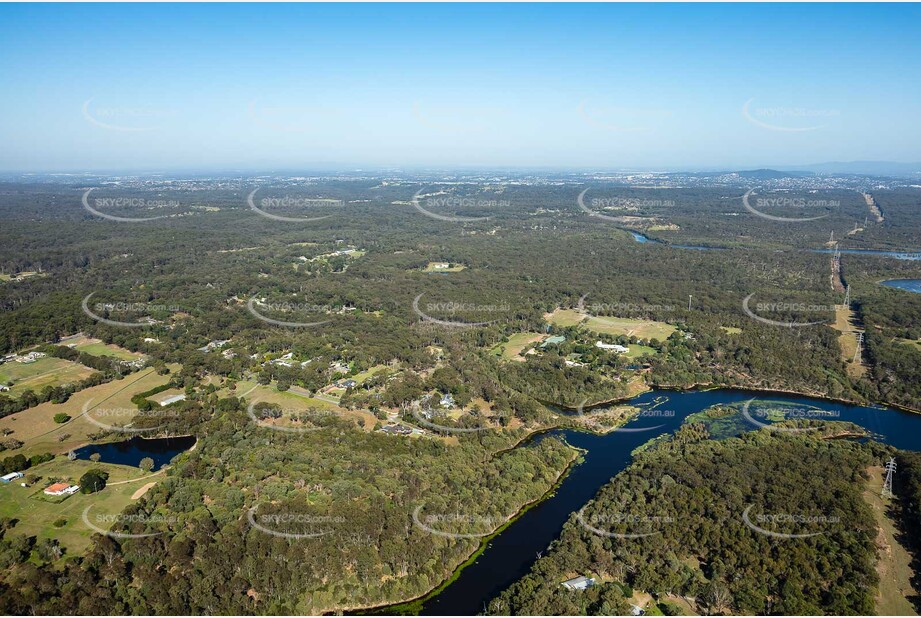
[1,472,24,483]
[440,393,455,408]
[43,483,79,496]
[596,341,630,353]
[561,576,595,591]
[159,394,187,406]
[197,339,230,352]
[16,351,46,364]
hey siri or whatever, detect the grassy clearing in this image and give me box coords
[624,344,657,359]
[720,326,742,335]
[231,380,375,431]
[0,367,173,457]
[660,595,698,615]
[862,465,918,616]
[546,308,676,340]
[492,332,544,360]
[226,380,321,408]
[350,364,390,384]
[545,308,585,327]
[897,338,921,352]
[0,458,154,556]
[148,388,185,404]
[832,306,867,378]
[624,374,652,397]
[0,271,44,283]
[73,341,143,361]
[0,357,95,397]
[584,315,676,340]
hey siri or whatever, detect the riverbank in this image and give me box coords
[342,442,584,616]
[346,385,920,616]
[653,381,921,415]
[543,376,909,416]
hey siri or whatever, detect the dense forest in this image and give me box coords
[1,178,920,613]
[2,181,919,412]
[0,392,576,613]
[491,421,888,615]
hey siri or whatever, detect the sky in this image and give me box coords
[1,3,920,172]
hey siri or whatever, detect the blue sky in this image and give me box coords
[1,3,920,172]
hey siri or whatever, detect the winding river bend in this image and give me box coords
[387,388,921,616]
[374,230,921,615]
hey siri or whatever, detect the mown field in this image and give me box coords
[74,341,143,361]
[492,332,544,360]
[0,367,174,457]
[61,334,144,361]
[223,379,378,432]
[623,344,657,359]
[548,308,677,341]
[0,357,95,397]
[0,458,157,556]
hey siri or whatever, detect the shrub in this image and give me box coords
[78,469,109,493]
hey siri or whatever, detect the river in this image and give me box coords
[384,388,921,616]
[882,279,921,293]
[629,229,921,259]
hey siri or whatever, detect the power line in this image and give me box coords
[883,457,896,499]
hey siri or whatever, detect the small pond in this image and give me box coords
[75,435,195,469]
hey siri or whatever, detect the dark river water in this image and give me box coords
[387,388,921,616]
[74,435,196,469]
[629,229,921,260]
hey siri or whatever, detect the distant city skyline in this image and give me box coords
[2,3,920,172]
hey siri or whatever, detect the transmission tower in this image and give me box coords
[883,457,897,499]
[852,332,863,363]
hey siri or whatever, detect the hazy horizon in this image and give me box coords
[2,3,920,172]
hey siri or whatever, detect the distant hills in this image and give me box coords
[736,169,811,180]
[684,161,921,178]
[775,161,921,176]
